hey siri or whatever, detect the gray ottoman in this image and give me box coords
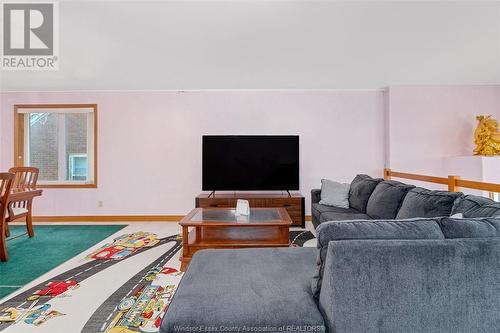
[160,247,325,333]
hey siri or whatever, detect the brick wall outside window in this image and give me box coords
[29,113,87,181]
[29,114,59,181]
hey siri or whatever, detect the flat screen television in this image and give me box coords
[202,135,299,191]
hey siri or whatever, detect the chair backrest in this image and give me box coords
[8,167,39,190]
[0,173,15,217]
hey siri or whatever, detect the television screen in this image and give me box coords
[202,135,299,191]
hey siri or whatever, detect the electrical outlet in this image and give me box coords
[98,201,103,208]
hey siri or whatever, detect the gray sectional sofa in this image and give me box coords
[311,174,500,228]
[161,174,500,333]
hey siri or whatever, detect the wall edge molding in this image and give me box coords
[0,89,385,93]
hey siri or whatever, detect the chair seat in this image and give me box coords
[6,207,29,218]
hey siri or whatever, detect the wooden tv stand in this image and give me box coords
[195,192,305,227]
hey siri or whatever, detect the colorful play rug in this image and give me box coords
[0,225,126,299]
[0,223,315,333]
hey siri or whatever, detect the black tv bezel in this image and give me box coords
[202,135,300,191]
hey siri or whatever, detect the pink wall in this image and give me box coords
[3,86,499,217]
[0,91,385,216]
[386,85,500,187]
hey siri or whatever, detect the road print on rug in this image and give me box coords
[0,224,315,333]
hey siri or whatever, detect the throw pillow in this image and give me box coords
[319,179,350,208]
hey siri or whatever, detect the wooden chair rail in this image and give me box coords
[384,168,500,194]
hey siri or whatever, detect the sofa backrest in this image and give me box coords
[311,218,444,298]
[365,180,415,219]
[396,187,463,219]
[347,176,500,220]
[348,174,383,213]
[318,238,500,333]
[439,217,500,238]
[451,194,500,218]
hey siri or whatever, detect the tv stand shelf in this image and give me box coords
[195,192,305,227]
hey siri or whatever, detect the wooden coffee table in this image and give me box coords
[179,207,292,271]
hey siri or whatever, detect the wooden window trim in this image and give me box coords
[14,104,98,189]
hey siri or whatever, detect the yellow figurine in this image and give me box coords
[474,115,500,156]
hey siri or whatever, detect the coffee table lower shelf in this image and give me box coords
[180,225,290,271]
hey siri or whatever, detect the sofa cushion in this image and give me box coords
[311,203,337,223]
[312,203,370,224]
[439,217,500,238]
[320,210,371,223]
[311,218,444,298]
[396,187,463,219]
[366,180,415,219]
[318,238,500,333]
[348,174,383,213]
[451,194,500,218]
[161,248,325,333]
[319,179,350,208]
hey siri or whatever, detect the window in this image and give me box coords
[14,104,97,188]
[69,154,88,181]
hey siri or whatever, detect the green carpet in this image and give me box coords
[0,224,125,299]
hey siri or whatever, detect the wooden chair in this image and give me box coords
[5,167,39,238]
[0,173,15,262]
